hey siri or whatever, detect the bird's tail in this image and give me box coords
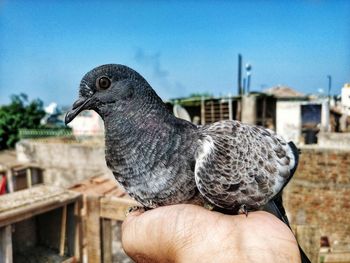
[288,141,300,178]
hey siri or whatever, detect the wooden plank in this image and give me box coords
[91,176,110,184]
[0,185,68,212]
[104,183,125,195]
[6,169,14,193]
[0,186,81,227]
[86,195,101,263]
[81,181,117,196]
[11,163,42,171]
[11,165,28,172]
[26,168,32,188]
[61,201,83,261]
[74,201,83,262]
[61,257,76,263]
[0,196,81,229]
[228,97,233,120]
[100,196,139,221]
[236,100,242,121]
[68,183,87,193]
[93,181,118,195]
[70,178,118,196]
[69,174,105,192]
[102,219,112,263]
[0,225,13,263]
[104,187,126,198]
[60,205,67,256]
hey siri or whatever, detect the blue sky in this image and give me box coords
[0,0,349,106]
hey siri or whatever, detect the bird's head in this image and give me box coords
[65,64,158,124]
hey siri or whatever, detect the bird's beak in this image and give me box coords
[65,97,92,125]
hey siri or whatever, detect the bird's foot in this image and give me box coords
[125,206,146,216]
[238,204,249,217]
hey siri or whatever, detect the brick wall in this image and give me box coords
[283,146,350,251]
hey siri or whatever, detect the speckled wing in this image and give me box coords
[194,120,296,211]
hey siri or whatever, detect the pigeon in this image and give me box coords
[65,64,310,262]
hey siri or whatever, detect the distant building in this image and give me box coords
[168,85,334,145]
[341,83,350,115]
[264,86,325,144]
[67,110,104,136]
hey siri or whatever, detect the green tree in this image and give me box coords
[0,94,45,149]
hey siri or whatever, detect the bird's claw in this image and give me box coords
[239,204,249,217]
[204,203,215,211]
[125,206,145,216]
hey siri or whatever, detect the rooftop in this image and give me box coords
[343,83,350,89]
[264,85,305,98]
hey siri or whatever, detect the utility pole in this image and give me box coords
[236,54,243,120]
[246,64,252,94]
[327,75,332,98]
[237,54,242,95]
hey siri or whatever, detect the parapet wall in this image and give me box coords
[283,146,350,250]
[318,132,350,149]
[16,139,113,188]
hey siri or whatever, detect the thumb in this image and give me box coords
[121,207,177,262]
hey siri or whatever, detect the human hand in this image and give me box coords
[122,204,301,263]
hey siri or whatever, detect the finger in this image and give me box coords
[122,206,176,262]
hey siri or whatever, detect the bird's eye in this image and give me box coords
[98,77,111,89]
